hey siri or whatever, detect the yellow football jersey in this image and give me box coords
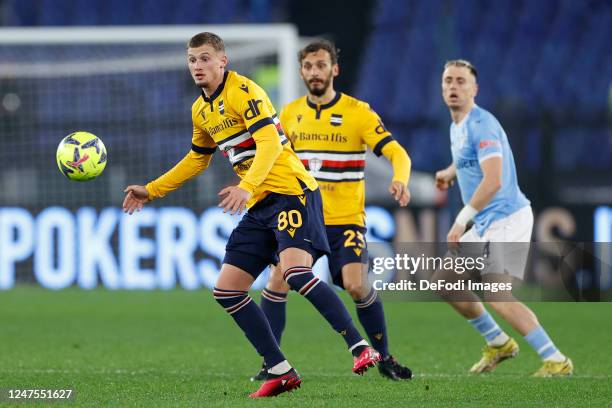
[280,93,395,226]
[191,71,317,207]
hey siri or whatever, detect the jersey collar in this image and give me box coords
[453,104,476,129]
[306,91,342,111]
[202,71,230,103]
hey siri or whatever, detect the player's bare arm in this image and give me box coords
[468,157,502,211]
[446,157,501,243]
[122,149,213,215]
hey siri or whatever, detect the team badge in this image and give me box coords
[330,113,343,126]
[308,157,322,172]
[218,100,225,115]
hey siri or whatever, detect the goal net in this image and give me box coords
[0,25,299,211]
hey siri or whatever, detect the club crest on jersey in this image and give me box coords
[218,100,225,115]
[308,157,323,172]
[454,128,467,149]
[330,113,343,126]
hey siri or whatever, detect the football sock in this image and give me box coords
[283,266,365,353]
[213,287,286,368]
[468,310,510,347]
[260,288,288,345]
[524,326,566,362]
[355,289,389,358]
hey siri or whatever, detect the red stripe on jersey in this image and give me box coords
[479,140,500,149]
[301,159,365,169]
[234,138,255,149]
[322,159,365,168]
[275,122,284,134]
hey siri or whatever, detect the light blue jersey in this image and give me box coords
[450,105,530,236]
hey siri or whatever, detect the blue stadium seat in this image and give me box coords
[38,0,73,26]
[372,0,413,26]
[106,0,139,25]
[5,0,38,25]
[355,29,406,118]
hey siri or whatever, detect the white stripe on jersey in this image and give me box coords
[218,131,251,151]
[296,151,366,162]
[228,149,256,164]
[310,170,364,181]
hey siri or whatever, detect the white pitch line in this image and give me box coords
[0,368,609,380]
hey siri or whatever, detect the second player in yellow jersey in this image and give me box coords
[281,91,410,225]
[254,40,414,383]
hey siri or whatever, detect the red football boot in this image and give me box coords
[249,368,301,398]
[353,346,381,375]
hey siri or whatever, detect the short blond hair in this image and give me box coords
[444,59,478,79]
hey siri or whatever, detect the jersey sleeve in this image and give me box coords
[236,84,278,136]
[230,82,284,193]
[470,119,503,163]
[145,112,216,200]
[360,104,394,156]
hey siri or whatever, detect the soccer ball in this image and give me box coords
[56,131,107,181]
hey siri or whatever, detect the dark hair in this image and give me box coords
[187,32,225,52]
[298,39,339,65]
[444,59,478,79]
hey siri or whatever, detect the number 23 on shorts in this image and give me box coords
[343,229,365,248]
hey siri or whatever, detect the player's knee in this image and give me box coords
[267,274,289,293]
[344,281,369,300]
[266,265,285,290]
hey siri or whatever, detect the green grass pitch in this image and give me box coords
[1,287,611,407]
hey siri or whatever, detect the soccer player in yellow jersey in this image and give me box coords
[122,33,381,398]
[253,40,413,381]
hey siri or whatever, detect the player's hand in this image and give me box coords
[389,181,410,207]
[446,222,466,248]
[218,185,251,215]
[435,169,455,190]
[123,185,150,214]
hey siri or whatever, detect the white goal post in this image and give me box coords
[0,24,300,106]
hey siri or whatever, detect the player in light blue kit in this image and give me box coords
[435,60,573,377]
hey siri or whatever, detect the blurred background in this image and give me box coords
[0,0,610,290]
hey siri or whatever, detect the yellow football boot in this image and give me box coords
[533,358,573,377]
[469,338,519,373]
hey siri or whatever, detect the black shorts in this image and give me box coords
[326,224,368,288]
[223,187,330,279]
